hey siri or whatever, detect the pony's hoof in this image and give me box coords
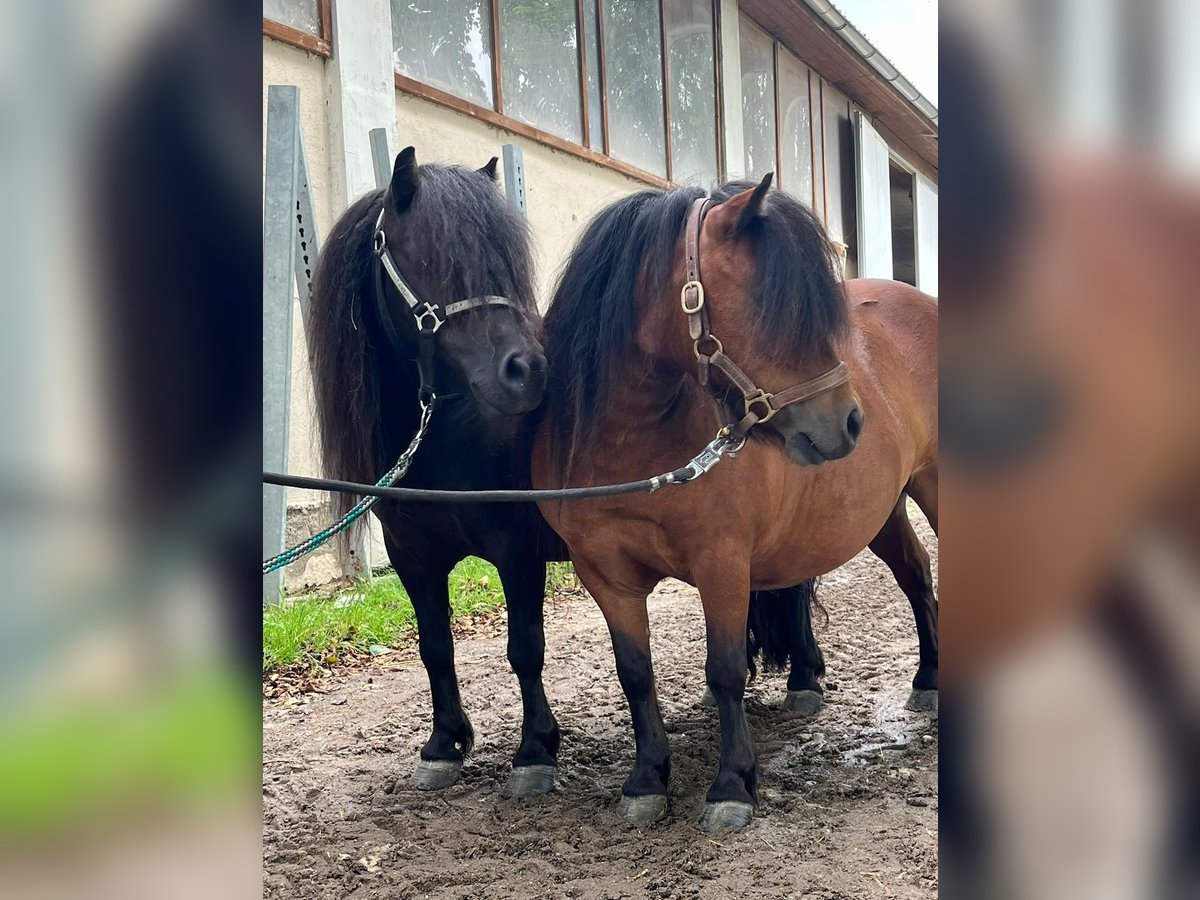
[906,689,939,712]
[699,800,754,832]
[411,759,462,791]
[698,687,717,708]
[503,764,556,797]
[618,793,668,824]
[782,689,824,716]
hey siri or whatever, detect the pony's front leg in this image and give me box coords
[496,553,560,797]
[696,561,758,831]
[390,552,474,790]
[578,562,670,823]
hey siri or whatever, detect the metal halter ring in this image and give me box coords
[693,334,723,360]
[716,425,748,454]
[415,305,445,334]
[744,389,778,423]
[680,280,705,314]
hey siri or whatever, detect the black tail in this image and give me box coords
[746,579,826,679]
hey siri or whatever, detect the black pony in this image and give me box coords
[308,148,563,796]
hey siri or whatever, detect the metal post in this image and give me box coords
[369,127,392,189]
[502,144,527,217]
[263,86,301,605]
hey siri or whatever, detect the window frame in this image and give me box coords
[392,0,724,189]
[263,0,333,58]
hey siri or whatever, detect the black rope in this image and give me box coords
[262,465,701,503]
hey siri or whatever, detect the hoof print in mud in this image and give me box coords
[699,800,755,832]
[411,759,463,791]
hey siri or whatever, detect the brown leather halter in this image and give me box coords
[682,197,850,439]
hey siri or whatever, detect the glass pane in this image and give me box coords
[777,48,813,205]
[264,0,321,37]
[666,0,718,186]
[499,1,582,143]
[602,0,667,177]
[739,16,776,180]
[392,1,495,109]
[582,1,605,151]
[823,85,857,274]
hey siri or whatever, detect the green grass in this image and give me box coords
[263,559,579,674]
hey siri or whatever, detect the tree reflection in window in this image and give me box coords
[740,16,776,180]
[778,47,813,205]
[499,1,582,143]
[603,0,667,178]
[666,0,718,186]
[392,1,494,109]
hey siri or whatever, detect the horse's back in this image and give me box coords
[845,278,938,466]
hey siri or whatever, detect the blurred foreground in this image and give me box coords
[0,1,261,896]
[941,2,1199,897]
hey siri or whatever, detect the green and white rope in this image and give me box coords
[262,398,434,575]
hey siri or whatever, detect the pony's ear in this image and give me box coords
[719,172,773,235]
[390,146,419,212]
[478,156,499,181]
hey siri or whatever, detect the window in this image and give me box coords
[391,1,722,184]
[265,0,320,36]
[603,1,668,178]
[739,16,776,181]
[777,48,813,205]
[392,1,495,108]
[666,0,719,186]
[499,1,583,144]
[823,84,857,274]
[581,2,605,151]
[264,0,331,56]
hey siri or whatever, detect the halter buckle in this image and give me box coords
[414,304,445,334]
[693,334,723,360]
[744,389,778,423]
[680,281,705,314]
[373,229,386,255]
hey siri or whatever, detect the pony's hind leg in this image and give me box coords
[576,561,670,824]
[696,560,758,831]
[700,583,823,716]
[497,552,561,797]
[390,547,474,790]
[782,580,827,716]
[868,496,939,712]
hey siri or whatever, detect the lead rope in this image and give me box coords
[261,423,746,573]
[262,397,435,575]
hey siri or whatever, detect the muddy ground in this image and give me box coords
[264,512,937,899]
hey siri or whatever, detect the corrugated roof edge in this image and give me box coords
[801,0,938,129]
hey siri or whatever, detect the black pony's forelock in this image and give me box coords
[543,180,846,480]
[307,162,536,517]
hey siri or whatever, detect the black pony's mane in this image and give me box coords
[543,180,846,476]
[308,163,536,516]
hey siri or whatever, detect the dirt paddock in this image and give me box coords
[264,514,938,899]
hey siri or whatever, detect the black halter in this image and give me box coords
[371,206,517,404]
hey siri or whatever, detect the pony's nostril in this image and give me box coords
[502,351,531,387]
[846,406,864,441]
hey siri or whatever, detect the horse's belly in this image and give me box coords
[749,451,907,587]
